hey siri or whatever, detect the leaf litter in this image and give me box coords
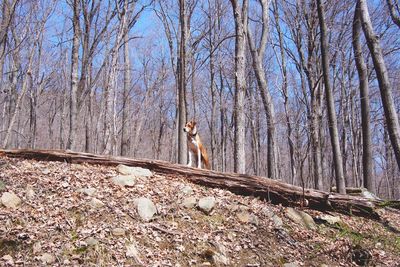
[0,157,399,266]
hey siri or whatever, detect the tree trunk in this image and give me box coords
[121,32,130,156]
[358,0,400,171]
[230,0,248,174]
[352,2,374,193]
[177,0,187,165]
[1,148,393,220]
[67,0,80,151]
[316,0,346,194]
[247,0,277,179]
[386,0,400,28]
[273,0,296,183]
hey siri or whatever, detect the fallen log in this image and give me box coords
[0,149,392,220]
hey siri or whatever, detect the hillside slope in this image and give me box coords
[0,155,399,266]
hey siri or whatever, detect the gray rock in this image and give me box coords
[90,198,104,209]
[42,168,50,175]
[319,214,341,225]
[39,253,55,264]
[85,237,99,246]
[198,197,216,214]
[26,185,35,199]
[112,228,126,236]
[213,242,230,265]
[181,197,197,209]
[126,243,143,264]
[111,175,136,187]
[361,190,380,200]
[285,207,316,230]
[181,185,193,195]
[237,211,251,223]
[77,187,97,196]
[33,242,42,254]
[2,255,14,265]
[262,207,283,228]
[1,192,21,209]
[117,165,152,178]
[271,214,283,228]
[0,180,6,191]
[283,263,298,267]
[136,198,157,222]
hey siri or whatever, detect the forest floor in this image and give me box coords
[0,156,399,266]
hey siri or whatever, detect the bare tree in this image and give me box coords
[316,0,346,194]
[177,0,187,165]
[352,1,374,193]
[230,0,248,174]
[358,0,400,171]
[67,0,80,151]
[247,0,277,179]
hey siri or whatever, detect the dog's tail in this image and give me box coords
[202,151,211,170]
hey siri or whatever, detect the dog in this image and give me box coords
[183,120,211,169]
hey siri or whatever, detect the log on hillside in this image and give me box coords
[0,149,391,220]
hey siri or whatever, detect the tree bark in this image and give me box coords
[386,0,400,28]
[273,0,296,183]
[230,0,248,174]
[316,0,346,194]
[1,148,392,220]
[358,0,400,172]
[247,0,277,179]
[177,0,187,165]
[67,0,80,151]
[352,2,374,193]
[121,27,131,156]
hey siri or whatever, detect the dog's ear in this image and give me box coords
[191,119,196,126]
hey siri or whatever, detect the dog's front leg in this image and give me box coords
[187,151,193,167]
[197,147,202,169]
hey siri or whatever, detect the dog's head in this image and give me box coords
[183,120,197,136]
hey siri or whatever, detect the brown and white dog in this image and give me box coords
[183,120,210,169]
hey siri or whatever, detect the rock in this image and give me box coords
[181,197,197,209]
[2,255,14,265]
[117,165,152,178]
[26,185,35,199]
[181,185,193,195]
[283,263,298,267]
[112,228,126,236]
[1,192,21,209]
[213,253,229,265]
[61,181,69,188]
[39,253,55,264]
[0,180,6,191]
[86,237,99,246]
[33,242,42,254]
[126,243,143,264]
[361,190,380,200]
[111,175,136,187]
[263,208,284,228]
[319,214,341,225]
[90,198,105,209]
[249,215,259,226]
[198,197,216,214]
[285,207,316,230]
[237,211,251,223]
[136,198,157,222]
[42,168,50,175]
[271,214,283,228]
[213,242,230,265]
[77,187,96,196]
